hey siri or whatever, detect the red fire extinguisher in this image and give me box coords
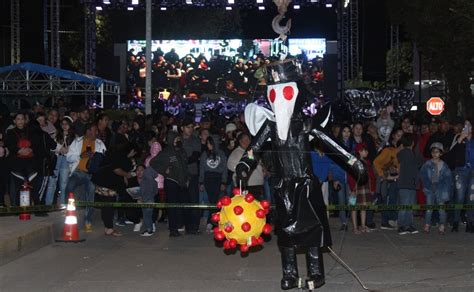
[19,181,31,220]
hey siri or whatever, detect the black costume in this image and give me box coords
[236,59,367,290]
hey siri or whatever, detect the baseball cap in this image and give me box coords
[430,142,444,153]
[225,123,237,133]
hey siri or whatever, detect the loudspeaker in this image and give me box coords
[323,53,338,100]
[362,0,387,82]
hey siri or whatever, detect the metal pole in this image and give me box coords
[145,0,152,115]
[100,84,104,108]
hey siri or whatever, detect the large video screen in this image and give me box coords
[126,38,326,101]
[127,38,326,60]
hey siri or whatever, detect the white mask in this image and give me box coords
[267,82,299,141]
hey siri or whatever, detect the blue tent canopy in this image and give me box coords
[0,62,120,97]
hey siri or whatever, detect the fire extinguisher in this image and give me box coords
[19,181,31,220]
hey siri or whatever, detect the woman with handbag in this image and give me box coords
[92,144,136,237]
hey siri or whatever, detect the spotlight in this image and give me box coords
[343,0,350,8]
[293,4,300,9]
[132,0,139,5]
[310,0,318,2]
[96,6,103,10]
[186,0,192,4]
[325,3,332,7]
[103,0,111,4]
[225,6,232,10]
[127,6,134,10]
[258,6,265,10]
[228,0,234,4]
[160,6,167,10]
[256,0,263,3]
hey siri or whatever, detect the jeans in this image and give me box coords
[336,183,349,225]
[187,175,200,231]
[454,168,474,223]
[199,190,209,219]
[381,181,398,225]
[165,179,194,232]
[95,194,115,229]
[424,188,447,225]
[65,170,95,225]
[45,155,70,205]
[203,172,222,224]
[398,189,416,228]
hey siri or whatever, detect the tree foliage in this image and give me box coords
[387,0,474,118]
[386,42,413,88]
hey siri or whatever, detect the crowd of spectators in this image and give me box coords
[127,47,324,101]
[0,99,473,237]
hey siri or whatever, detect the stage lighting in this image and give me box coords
[258,6,265,10]
[160,6,167,10]
[132,0,139,5]
[325,3,332,7]
[96,6,103,10]
[256,0,263,3]
[186,0,192,4]
[410,105,418,111]
[310,0,318,2]
[127,6,134,10]
[228,0,234,4]
[226,6,232,10]
[344,0,350,8]
[103,0,111,4]
[293,4,300,9]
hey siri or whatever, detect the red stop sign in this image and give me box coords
[426,97,445,116]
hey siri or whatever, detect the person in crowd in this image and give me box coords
[92,143,137,237]
[310,140,333,212]
[198,127,211,224]
[125,164,146,232]
[66,123,107,232]
[144,133,165,229]
[73,106,90,137]
[199,135,227,231]
[0,130,8,207]
[348,143,376,234]
[180,117,202,234]
[6,112,53,208]
[400,115,414,134]
[352,122,377,161]
[227,133,264,200]
[444,120,474,232]
[48,109,60,129]
[420,143,452,234]
[129,117,146,153]
[339,124,355,152]
[417,120,432,160]
[424,117,454,157]
[150,130,190,237]
[374,128,403,230]
[396,133,422,235]
[328,145,350,231]
[45,116,75,206]
[36,112,56,138]
[96,113,113,149]
[376,107,394,146]
[223,122,238,156]
[366,122,382,152]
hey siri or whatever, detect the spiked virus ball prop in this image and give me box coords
[212,189,272,253]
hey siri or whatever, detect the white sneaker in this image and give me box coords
[140,230,154,237]
[124,220,134,225]
[152,223,156,233]
[133,222,143,232]
[178,227,185,232]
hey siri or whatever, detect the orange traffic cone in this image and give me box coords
[56,193,85,243]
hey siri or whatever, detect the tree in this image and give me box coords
[387,0,474,118]
[386,42,413,88]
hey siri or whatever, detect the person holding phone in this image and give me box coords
[444,120,474,232]
[66,123,106,233]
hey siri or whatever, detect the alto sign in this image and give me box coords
[426,97,445,116]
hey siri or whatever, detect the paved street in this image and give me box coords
[1,217,474,292]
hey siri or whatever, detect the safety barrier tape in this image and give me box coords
[1,202,474,215]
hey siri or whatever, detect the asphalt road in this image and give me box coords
[1,217,474,292]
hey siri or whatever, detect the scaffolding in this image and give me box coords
[50,0,60,68]
[389,24,400,87]
[84,0,96,75]
[349,0,359,79]
[10,0,21,65]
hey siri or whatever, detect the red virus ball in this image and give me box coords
[260,200,270,209]
[240,244,249,253]
[262,223,273,235]
[241,222,251,232]
[244,194,255,203]
[224,225,234,233]
[214,231,225,241]
[211,213,220,222]
[256,209,266,219]
[233,206,244,215]
[221,196,232,206]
